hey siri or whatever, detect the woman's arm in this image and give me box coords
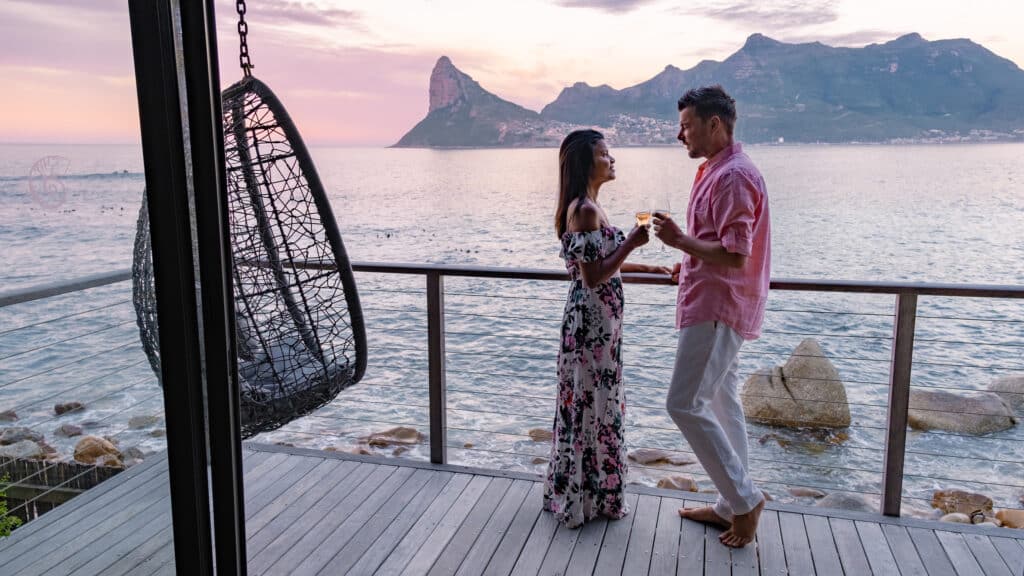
[621,262,672,275]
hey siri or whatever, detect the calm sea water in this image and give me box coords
[1,142,1022,514]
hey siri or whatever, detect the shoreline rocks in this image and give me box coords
[987,375,1024,416]
[358,426,424,447]
[909,390,1016,435]
[741,339,851,429]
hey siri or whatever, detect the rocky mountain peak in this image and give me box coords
[429,55,473,113]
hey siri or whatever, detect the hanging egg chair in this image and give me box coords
[132,4,366,438]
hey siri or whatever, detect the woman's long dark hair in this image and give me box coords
[554,129,604,238]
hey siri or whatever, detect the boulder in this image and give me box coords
[531,457,549,465]
[788,487,827,498]
[54,402,84,416]
[931,489,993,515]
[940,513,971,524]
[909,390,1015,435]
[56,424,83,438]
[392,446,409,456]
[995,510,1024,529]
[741,339,851,428]
[656,475,698,492]
[628,448,695,466]
[0,440,48,460]
[0,427,44,445]
[73,435,122,465]
[987,375,1024,415]
[528,428,553,442]
[359,427,423,447]
[815,492,875,513]
[0,410,17,422]
[128,415,161,429]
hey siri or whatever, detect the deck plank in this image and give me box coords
[399,475,493,576]
[704,517,731,576]
[455,478,535,576]
[621,494,661,575]
[427,477,514,576]
[565,516,610,576]
[935,530,986,576]
[56,492,171,576]
[593,492,640,576]
[756,509,787,576]
[960,533,1013,576]
[779,512,815,576]
[990,536,1024,576]
[345,470,457,575]
[648,496,682,576]
[508,496,560,576]
[907,527,959,576]
[535,515,584,575]
[269,465,414,575]
[245,458,352,542]
[318,467,438,575]
[881,524,928,576]
[373,473,477,576]
[482,482,546,576]
[828,518,869,576]
[855,520,900,575]
[803,514,842,576]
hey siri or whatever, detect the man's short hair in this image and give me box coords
[678,85,736,134]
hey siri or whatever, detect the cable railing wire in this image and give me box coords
[0,298,132,337]
[0,319,138,363]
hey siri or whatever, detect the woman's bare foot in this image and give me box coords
[719,498,764,548]
[678,506,731,530]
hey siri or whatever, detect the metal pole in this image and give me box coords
[127,0,213,572]
[426,272,447,464]
[881,292,917,516]
[178,0,247,572]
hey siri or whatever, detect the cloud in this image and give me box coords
[554,0,659,12]
[783,29,910,47]
[689,0,840,30]
[245,2,362,28]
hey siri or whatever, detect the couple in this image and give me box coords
[543,85,771,548]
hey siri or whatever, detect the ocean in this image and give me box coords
[1,142,1022,515]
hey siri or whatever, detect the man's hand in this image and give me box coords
[652,213,684,250]
[670,262,681,284]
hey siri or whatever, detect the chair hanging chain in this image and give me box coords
[237,0,254,77]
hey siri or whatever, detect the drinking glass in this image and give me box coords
[653,197,672,252]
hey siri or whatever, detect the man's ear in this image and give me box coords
[710,115,721,133]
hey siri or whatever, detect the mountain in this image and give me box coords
[394,34,1024,147]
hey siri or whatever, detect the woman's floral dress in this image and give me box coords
[543,226,629,528]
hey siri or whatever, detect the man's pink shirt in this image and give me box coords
[675,143,771,340]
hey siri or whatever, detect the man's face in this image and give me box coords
[678,107,710,159]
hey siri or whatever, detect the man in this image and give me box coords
[652,85,771,548]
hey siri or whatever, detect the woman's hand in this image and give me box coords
[671,262,681,283]
[648,264,672,276]
[625,225,650,250]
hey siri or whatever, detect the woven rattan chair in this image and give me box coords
[133,76,366,438]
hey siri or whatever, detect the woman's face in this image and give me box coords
[589,139,615,187]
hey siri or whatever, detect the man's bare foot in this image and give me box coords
[719,498,765,548]
[678,506,731,530]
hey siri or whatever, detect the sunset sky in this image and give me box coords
[1,0,1023,146]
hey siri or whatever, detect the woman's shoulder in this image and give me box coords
[567,199,601,233]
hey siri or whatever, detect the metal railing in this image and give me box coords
[1,263,1022,520]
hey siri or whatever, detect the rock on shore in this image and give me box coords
[908,389,1016,435]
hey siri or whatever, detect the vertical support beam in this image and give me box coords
[178,1,247,573]
[127,0,212,573]
[426,272,448,464]
[882,292,918,517]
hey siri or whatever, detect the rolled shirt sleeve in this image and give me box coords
[712,169,761,256]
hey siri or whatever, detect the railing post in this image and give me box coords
[426,271,447,464]
[882,292,917,516]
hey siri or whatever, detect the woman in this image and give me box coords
[543,129,668,528]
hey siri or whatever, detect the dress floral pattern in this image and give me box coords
[543,226,630,528]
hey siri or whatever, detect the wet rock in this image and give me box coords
[463,443,474,449]
[346,445,373,455]
[531,457,549,465]
[908,389,1015,435]
[122,447,146,466]
[360,426,424,447]
[628,448,695,466]
[0,410,17,422]
[815,493,875,513]
[788,487,827,498]
[987,375,1024,415]
[54,402,85,416]
[741,339,851,428]
[931,489,993,515]
[392,446,409,456]
[940,512,971,523]
[56,424,83,437]
[996,509,1024,529]
[0,427,44,445]
[74,435,122,465]
[656,475,698,492]
[0,440,48,460]
[528,428,553,442]
[128,415,161,429]
[149,428,166,438]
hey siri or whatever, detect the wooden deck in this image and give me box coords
[1,444,1022,575]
